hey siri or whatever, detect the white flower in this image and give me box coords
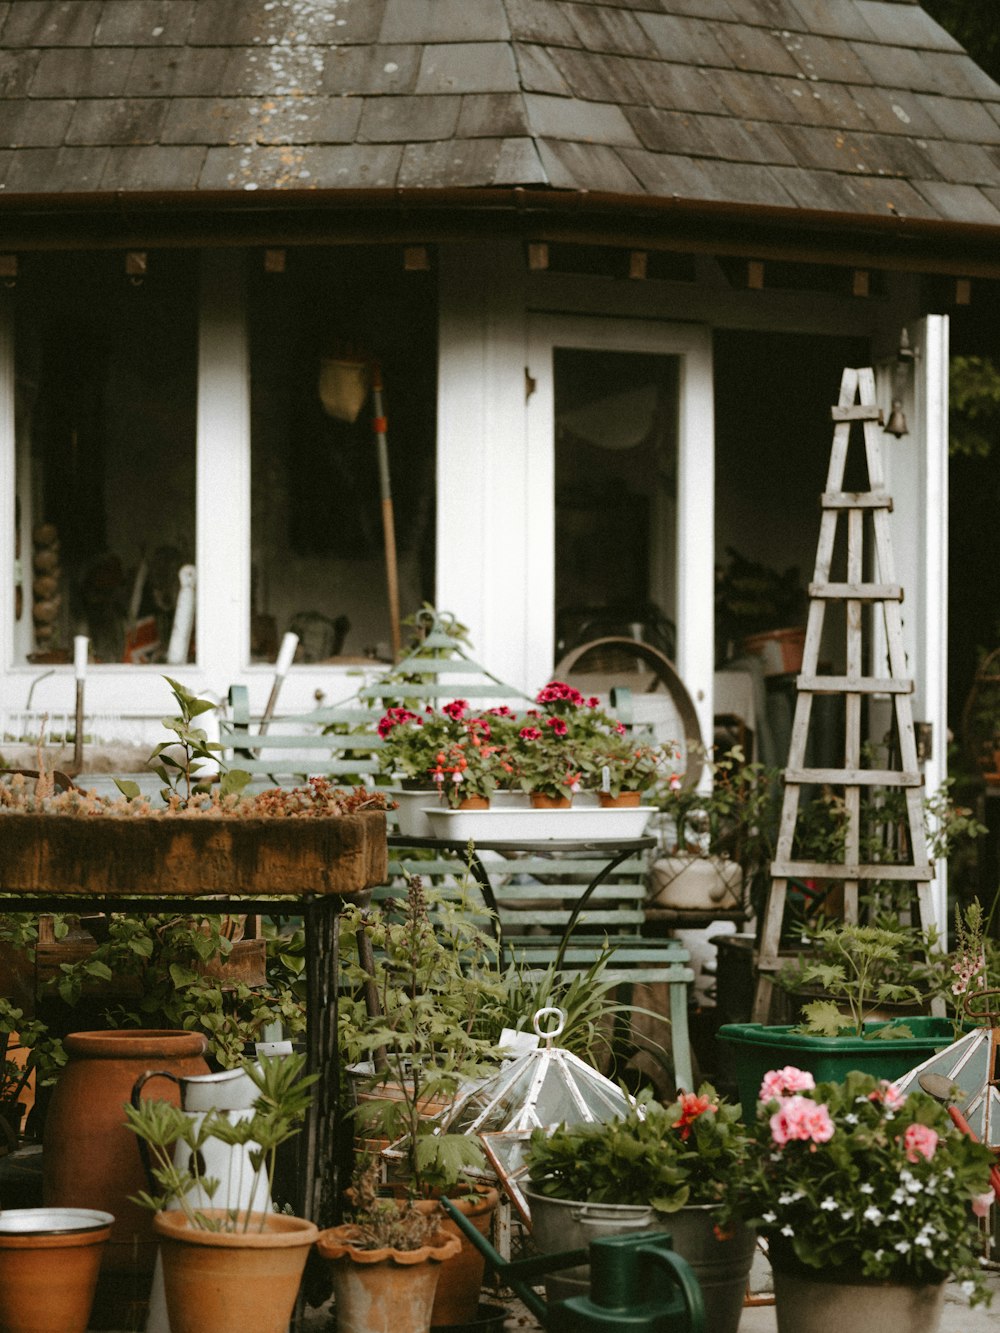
[943,1168,955,1181]
[891,1189,905,1204]
[778,1191,804,1205]
[863,1207,883,1224]
[962,1282,976,1296]
[844,1113,859,1125]
[888,1211,902,1222]
[840,1208,854,1220]
[762,1212,777,1223]
[781,1226,794,1237]
[894,1240,911,1253]
[873,1249,885,1262]
[820,1198,838,1211]
[859,1183,874,1195]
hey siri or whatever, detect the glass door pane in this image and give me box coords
[554,348,679,663]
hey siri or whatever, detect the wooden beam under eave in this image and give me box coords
[5,204,1000,280]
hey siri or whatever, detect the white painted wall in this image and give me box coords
[0,240,944,756]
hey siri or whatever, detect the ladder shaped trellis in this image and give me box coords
[751,366,939,1024]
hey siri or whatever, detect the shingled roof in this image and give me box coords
[3,0,1000,236]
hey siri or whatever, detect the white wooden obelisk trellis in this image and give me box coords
[752,367,939,1024]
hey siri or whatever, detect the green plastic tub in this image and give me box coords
[717,1018,958,1121]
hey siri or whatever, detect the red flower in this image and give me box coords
[586,696,601,708]
[376,707,420,739]
[519,726,543,741]
[545,717,568,737]
[443,699,469,721]
[536,681,584,708]
[675,1092,716,1140]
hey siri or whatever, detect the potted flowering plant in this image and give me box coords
[522,1088,756,1333]
[507,681,618,806]
[427,727,501,810]
[741,1066,996,1331]
[375,705,464,785]
[510,727,582,806]
[581,733,677,805]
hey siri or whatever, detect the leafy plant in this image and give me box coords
[580,733,677,798]
[788,924,923,1039]
[741,1067,994,1302]
[113,677,251,804]
[475,948,668,1080]
[341,1157,442,1252]
[525,1085,750,1216]
[342,875,500,1195]
[125,1052,316,1232]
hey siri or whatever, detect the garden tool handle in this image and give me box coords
[946,1106,1000,1198]
[130,1070,182,1190]
[637,1244,705,1332]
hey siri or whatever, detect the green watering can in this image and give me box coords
[440,1198,705,1333]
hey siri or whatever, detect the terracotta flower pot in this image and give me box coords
[529,792,572,809]
[597,790,642,808]
[42,1029,210,1327]
[0,1208,113,1333]
[154,1210,318,1333]
[430,1187,500,1326]
[316,1223,461,1333]
[456,795,490,811]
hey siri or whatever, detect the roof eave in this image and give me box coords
[1,185,998,278]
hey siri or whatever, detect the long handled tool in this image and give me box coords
[918,1071,1000,1197]
[317,350,402,661]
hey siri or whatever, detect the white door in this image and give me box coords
[525,315,715,747]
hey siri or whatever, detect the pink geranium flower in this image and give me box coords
[759,1067,816,1102]
[903,1123,938,1164]
[442,699,469,721]
[869,1081,906,1111]
[770,1095,835,1147]
[519,726,542,742]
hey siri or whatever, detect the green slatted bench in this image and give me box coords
[387,842,695,1094]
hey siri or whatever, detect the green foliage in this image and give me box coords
[125,1052,316,1232]
[475,948,668,1076]
[121,676,251,803]
[788,923,924,1039]
[342,876,500,1195]
[524,1086,751,1216]
[742,1069,994,1302]
[0,912,306,1077]
[948,356,1000,459]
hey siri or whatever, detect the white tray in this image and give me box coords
[423,806,656,841]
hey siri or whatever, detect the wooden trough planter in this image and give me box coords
[0,811,387,898]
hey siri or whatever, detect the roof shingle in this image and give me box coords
[2,0,1000,236]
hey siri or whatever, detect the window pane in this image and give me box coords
[554,348,679,662]
[14,252,198,666]
[248,250,437,665]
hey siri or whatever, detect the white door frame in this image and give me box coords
[525,314,715,745]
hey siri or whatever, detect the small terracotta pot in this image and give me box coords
[0,1208,113,1333]
[597,790,642,808]
[529,792,572,809]
[456,795,490,811]
[316,1223,460,1333]
[154,1210,318,1333]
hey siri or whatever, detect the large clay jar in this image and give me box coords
[42,1029,210,1329]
